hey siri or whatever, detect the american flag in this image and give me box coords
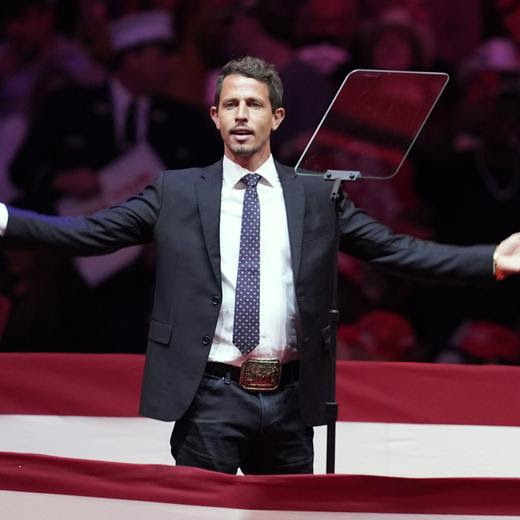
[1,354,520,518]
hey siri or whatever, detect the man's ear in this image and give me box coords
[210,106,220,130]
[271,107,285,131]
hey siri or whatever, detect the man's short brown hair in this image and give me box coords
[214,56,284,112]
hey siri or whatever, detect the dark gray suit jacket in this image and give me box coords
[3,160,494,425]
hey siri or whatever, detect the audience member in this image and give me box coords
[419,37,520,246]
[0,195,96,352]
[164,0,235,107]
[7,10,220,353]
[360,0,482,71]
[436,320,520,364]
[0,0,104,207]
[9,9,220,210]
[0,0,104,118]
[337,310,417,361]
[358,6,435,70]
[274,0,360,164]
[70,0,115,69]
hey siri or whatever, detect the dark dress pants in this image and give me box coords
[170,373,314,475]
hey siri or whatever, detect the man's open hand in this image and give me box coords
[495,233,520,280]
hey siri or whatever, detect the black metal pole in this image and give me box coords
[325,179,344,474]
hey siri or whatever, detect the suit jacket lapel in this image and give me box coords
[277,161,305,281]
[196,160,223,286]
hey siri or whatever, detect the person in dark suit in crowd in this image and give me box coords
[9,9,220,211]
[2,56,520,474]
[8,10,221,353]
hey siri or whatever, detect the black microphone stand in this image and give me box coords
[324,169,360,474]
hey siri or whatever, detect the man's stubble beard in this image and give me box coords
[230,143,260,156]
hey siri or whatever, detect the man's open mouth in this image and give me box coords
[231,128,254,136]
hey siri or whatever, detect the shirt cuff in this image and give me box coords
[0,203,8,236]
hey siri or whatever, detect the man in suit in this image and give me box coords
[2,56,520,474]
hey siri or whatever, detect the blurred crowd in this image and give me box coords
[1,0,520,365]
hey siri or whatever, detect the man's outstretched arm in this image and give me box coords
[0,172,164,256]
[340,196,520,282]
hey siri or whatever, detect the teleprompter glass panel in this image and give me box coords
[295,70,449,179]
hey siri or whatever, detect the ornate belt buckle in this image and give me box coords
[239,358,281,392]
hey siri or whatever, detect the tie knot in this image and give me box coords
[242,173,261,188]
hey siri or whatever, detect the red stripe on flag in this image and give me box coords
[2,452,520,514]
[336,361,520,425]
[0,353,143,416]
[2,354,520,426]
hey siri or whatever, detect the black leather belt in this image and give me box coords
[205,359,299,391]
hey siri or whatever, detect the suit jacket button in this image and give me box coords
[202,336,211,346]
[212,296,221,305]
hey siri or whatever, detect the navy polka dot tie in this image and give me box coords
[233,173,261,355]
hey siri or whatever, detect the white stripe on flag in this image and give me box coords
[2,490,520,520]
[0,415,173,465]
[2,415,520,477]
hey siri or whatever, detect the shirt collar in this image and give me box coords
[110,77,149,113]
[222,154,279,189]
[110,77,132,112]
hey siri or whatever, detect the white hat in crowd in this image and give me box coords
[110,10,174,53]
[458,37,520,83]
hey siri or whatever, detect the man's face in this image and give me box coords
[210,74,284,162]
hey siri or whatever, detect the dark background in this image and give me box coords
[1,0,519,365]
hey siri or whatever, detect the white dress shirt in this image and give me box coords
[208,155,299,366]
[0,155,300,365]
